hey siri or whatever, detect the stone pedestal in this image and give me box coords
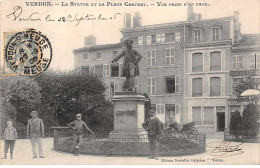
[109,92,149,141]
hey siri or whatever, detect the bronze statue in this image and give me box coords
[111,39,142,91]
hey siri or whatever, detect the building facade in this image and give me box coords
[73,8,260,136]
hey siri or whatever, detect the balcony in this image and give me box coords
[192,66,203,72]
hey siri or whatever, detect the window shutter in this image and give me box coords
[175,75,180,93]
[138,36,143,45]
[156,34,161,43]
[147,36,151,45]
[161,34,165,43]
[175,104,180,114]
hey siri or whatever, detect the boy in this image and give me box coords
[67,114,94,156]
[2,121,17,159]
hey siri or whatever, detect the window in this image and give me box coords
[81,66,89,73]
[148,77,156,94]
[133,37,138,45]
[210,51,221,71]
[90,65,95,73]
[249,54,260,69]
[146,49,156,66]
[166,75,180,93]
[192,107,202,125]
[156,34,165,43]
[165,33,175,42]
[110,82,118,98]
[151,104,156,111]
[147,36,151,45]
[233,55,243,69]
[175,32,180,41]
[113,51,117,59]
[92,53,96,60]
[165,48,175,65]
[138,37,143,45]
[192,53,203,72]
[204,107,214,125]
[192,78,203,97]
[96,53,101,60]
[194,29,201,42]
[210,77,221,96]
[151,35,156,44]
[114,82,119,94]
[103,64,110,77]
[211,27,220,41]
[156,104,165,114]
[95,64,103,77]
[165,104,175,124]
[82,54,88,61]
[111,64,119,77]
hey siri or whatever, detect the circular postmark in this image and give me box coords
[5,29,52,75]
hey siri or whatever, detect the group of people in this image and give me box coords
[2,109,162,160]
[2,111,45,159]
[2,111,94,159]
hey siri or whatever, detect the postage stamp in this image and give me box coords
[4,28,52,76]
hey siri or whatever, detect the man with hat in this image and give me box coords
[142,110,163,160]
[26,111,45,158]
[111,38,143,91]
[67,114,94,155]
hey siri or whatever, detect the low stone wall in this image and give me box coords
[53,127,206,156]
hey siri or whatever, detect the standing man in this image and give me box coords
[67,114,94,155]
[111,39,142,91]
[26,111,45,158]
[142,110,163,160]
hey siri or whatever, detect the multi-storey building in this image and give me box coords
[73,7,259,136]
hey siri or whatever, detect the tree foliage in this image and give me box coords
[0,76,41,125]
[233,75,259,104]
[35,70,113,135]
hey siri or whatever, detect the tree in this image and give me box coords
[0,76,41,125]
[35,69,113,135]
[233,75,260,137]
[233,75,259,104]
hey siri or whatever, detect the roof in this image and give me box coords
[233,34,260,47]
[121,16,233,33]
[73,43,122,53]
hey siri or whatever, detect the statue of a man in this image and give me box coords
[111,39,142,91]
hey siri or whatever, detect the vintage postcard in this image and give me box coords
[0,0,259,165]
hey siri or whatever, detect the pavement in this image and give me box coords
[0,137,259,165]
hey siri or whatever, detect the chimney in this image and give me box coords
[233,11,241,43]
[133,12,142,28]
[84,35,96,46]
[124,13,132,28]
[187,6,193,21]
[197,13,202,21]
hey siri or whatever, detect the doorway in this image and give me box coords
[217,112,225,131]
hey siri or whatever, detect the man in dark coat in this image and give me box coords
[111,39,142,91]
[142,110,163,159]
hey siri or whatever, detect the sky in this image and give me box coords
[0,0,259,70]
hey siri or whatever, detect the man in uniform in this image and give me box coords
[142,110,163,160]
[111,39,142,91]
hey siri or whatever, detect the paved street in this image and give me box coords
[0,137,259,165]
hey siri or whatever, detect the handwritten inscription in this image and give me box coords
[207,141,244,159]
[6,6,121,26]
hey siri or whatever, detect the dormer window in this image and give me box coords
[194,29,202,42]
[211,27,221,41]
[82,54,88,61]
